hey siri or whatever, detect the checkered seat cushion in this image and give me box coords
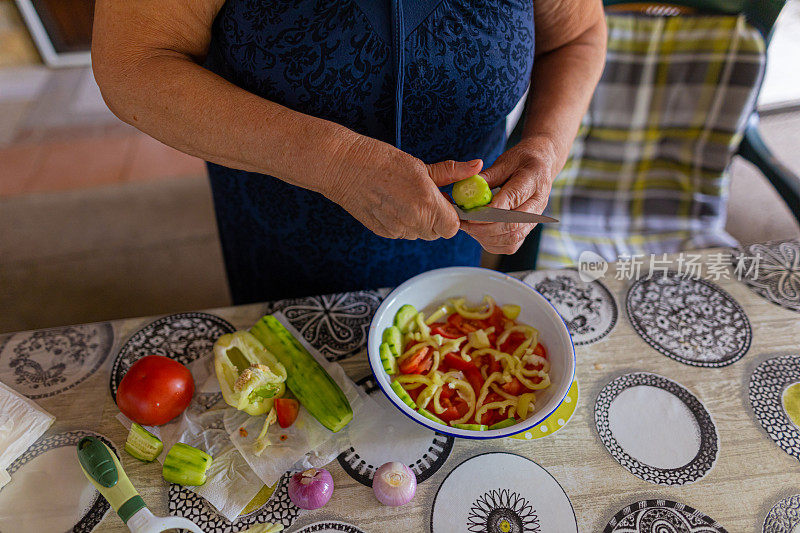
[538,14,765,268]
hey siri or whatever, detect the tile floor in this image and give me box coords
[0,66,206,197]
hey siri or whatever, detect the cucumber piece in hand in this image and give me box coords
[452,175,492,210]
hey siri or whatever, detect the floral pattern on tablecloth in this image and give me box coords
[523,270,618,345]
[0,323,113,399]
[626,271,751,367]
[749,355,800,461]
[603,499,728,532]
[268,290,384,361]
[763,494,800,533]
[169,472,299,531]
[732,239,800,313]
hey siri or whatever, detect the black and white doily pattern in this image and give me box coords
[604,499,728,532]
[595,373,718,485]
[467,489,541,533]
[733,239,800,313]
[337,376,454,486]
[626,271,751,367]
[431,453,577,532]
[764,494,800,533]
[749,355,800,461]
[268,291,383,361]
[109,312,235,399]
[6,430,116,532]
[169,472,300,531]
[523,270,618,345]
[0,323,113,399]
[293,521,366,533]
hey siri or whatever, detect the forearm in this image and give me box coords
[522,16,607,171]
[94,51,371,197]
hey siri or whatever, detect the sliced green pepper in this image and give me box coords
[214,331,287,416]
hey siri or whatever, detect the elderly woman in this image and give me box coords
[93,1,606,303]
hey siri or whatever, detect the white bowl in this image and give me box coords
[367,267,575,439]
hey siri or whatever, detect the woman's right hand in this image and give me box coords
[323,135,482,241]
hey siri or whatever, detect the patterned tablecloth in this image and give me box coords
[1,242,799,532]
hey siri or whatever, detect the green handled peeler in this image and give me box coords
[77,436,204,533]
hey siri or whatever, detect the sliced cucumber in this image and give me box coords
[124,422,163,462]
[162,443,212,486]
[452,175,492,210]
[453,423,488,431]
[390,380,417,409]
[501,304,521,320]
[380,342,398,375]
[417,407,446,425]
[488,417,517,430]
[394,304,418,334]
[382,326,403,357]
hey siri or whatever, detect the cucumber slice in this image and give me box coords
[488,417,517,430]
[417,407,446,425]
[452,175,492,210]
[380,342,398,375]
[382,326,403,357]
[453,423,488,431]
[390,380,417,409]
[162,443,212,486]
[501,304,521,320]
[124,422,163,462]
[394,305,418,334]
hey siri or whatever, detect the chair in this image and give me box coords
[499,0,799,272]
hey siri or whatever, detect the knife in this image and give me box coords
[453,204,559,224]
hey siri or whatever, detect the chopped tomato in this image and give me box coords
[274,398,299,428]
[399,346,432,374]
[444,354,485,395]
[407,385,423,403]
[487,307,506,331]
[488,355,501,375]
[443,353,472,371]
[499,332,527,354]
[430,325,463,339]
[500,377,526,396]
[484,391,504,405]
[533,342,547,359]
[464,367,484,396]
[438,396,469,422]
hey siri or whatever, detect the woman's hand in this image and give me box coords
[460,136,556,254]
[324,135,483,241]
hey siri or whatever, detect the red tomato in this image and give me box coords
[116,355,194,426]
[275,398,300,428]
[500,377,526,396]
[399,347,432,374]
[487,307,506,331]
[430,325,462,339]
[499,332,528,354]
[533,342,547,359]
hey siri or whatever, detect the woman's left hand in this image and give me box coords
[460,136,557,254]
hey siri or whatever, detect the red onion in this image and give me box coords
[287,468,333,510]
[372,462,416,506]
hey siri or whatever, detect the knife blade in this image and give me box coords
[454,204,559,224]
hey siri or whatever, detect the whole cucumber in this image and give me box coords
[251,315,353,433]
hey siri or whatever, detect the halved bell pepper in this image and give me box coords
[214,331,287,416]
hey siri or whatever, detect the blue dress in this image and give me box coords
[206,0,535,303]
